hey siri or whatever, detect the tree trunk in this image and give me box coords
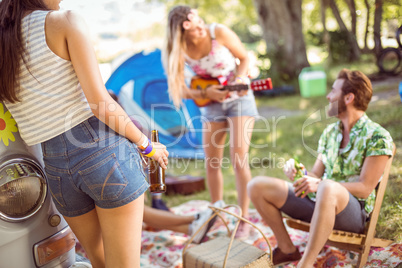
[252,0,309,83]
[373,0,383,56]
[344,0,357,36]
[363,0,371,52]
[321,0,331,61]
[328,0,361,61]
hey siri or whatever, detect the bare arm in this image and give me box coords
[47,11,168,166]
[309,153,325,178]
[215,24,249,77]
[291,155,325,198]
[341,155,389,199]
[294,154,389,199]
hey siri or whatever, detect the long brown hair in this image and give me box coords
[162,5,192,107]
[0,0,48,103]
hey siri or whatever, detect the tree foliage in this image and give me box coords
[156,0,401,83]
[162,0,259,42]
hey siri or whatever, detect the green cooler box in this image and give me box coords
[298,67,327,97]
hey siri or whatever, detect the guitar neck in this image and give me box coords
[220,78,272,92]
[221,84,249,91]
[191,77,272,107]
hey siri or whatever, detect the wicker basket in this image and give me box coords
[182,205,273,268]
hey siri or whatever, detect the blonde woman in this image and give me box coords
[0,0,169,267]
[163,5,258,238]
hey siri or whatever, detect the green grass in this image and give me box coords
[161,72,402,242]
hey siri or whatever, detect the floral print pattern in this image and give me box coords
[0,103,18,146]
[185,31,236,80]
[75,200,402,267]
[316,113,394,213]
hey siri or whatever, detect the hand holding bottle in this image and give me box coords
[284,158,307,197]
[150,142,169,169]
[284,158,307,180]
[293,175,321,198]
[137,133,169,169]
[294,159,307,180]
[283,158,297,181]
[148,130,167,193]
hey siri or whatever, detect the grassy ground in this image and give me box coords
[160,74,402,242]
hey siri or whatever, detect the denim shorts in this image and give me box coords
[41,116,149,217]
[200,90,259,122]
[280,182,367,233]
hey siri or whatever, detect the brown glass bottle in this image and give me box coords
[148,130,166,193]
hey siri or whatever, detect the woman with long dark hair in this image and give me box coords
[0,1,169,267]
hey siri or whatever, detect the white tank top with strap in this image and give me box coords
[5,10,93,146]
[185,23,237,79]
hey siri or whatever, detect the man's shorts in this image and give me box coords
[280,182,368,233]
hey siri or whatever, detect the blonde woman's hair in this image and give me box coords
[162,5,192,107]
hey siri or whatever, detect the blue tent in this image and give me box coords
[105,49,204,159]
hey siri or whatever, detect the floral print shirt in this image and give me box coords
[316,113,393,213]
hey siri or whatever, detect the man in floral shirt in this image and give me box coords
[248,69,394,267]
[317,113,393,213]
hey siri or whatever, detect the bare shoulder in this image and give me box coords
[45,10,90,60]
[213,23,240,47]
[214,24,236,39]
[46,10,88,34]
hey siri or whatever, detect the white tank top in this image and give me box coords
[5,10,93,146]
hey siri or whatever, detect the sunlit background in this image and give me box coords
[58,0,400,82]
[59,0,261,81]
[60,0,166,65]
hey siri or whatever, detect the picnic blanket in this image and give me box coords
[76,200,402,267]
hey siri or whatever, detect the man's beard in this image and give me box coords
[327,97,347,117]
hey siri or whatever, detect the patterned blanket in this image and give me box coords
[76,200,402,267]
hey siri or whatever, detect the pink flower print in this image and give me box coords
[188,9,198,20]
[213,62,225,70]
[365,259,383,266]
[168,244,185,252]
[209,40,222,55]
[192,64,207,76]
[183,21,191,30]
[389,243,402,258]
[187,13,195,21]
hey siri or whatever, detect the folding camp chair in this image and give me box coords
[286,144,396,268]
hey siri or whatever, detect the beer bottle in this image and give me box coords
[148,130,166,193]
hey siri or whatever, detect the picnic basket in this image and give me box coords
[182,204,273,267]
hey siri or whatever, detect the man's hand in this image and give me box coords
[284,158,297,181]
[293,175,321,198]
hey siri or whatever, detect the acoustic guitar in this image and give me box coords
[190,77,273,107]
